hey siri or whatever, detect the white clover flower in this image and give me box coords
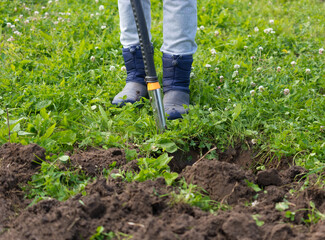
[244,46,248,49]
[205,64,211,68]
[283,88,290,95]
[250,90,256,96]
[215,67,219,73]
[259,46,263,51]
[13,31,21,35]
[319,48,324,54]
[58,17,63,21]
[254,27,259,32]
[214,30,220,36]
[250,82,256,87]
[90,56,95,62]
[99,5,104,11]
[269,19,274,24]
[233,70,238,75]
[256,67,262,72]
[277,66,281,72]
[247,34,252,38]
[305,68,311,74]
[210,48,217,55]
[258,86,265,92]
[67,12,71,16]
[271,31,275,34]
[15,19,19,22]
[228,99,231,102]
[7,36,15,42]
[96,12,100,16]
[48,0,52,3]
[90,13,94,18]
[199,25,205,30]
[224,108,228,111]
[101,25,106,29]
[42,6,46,9]
[208,107,212,112]
[34,11,39,15]
[11,24,16,29]
[190,72,195,78]
[234,64,240,69]
[291,61,296,66]
[24,20,30,24]
[95,0,99,3]
[110,66,116,71]
[53,21,59,25]
[251,139,257,144]
[233,104,237,107]
[252,200,259,206]
[45,12,49,16]
[220,76,224,81]
[264,28,270,34]
[250,56,256,60]
[91,105,97,110]
[7,23,11,27]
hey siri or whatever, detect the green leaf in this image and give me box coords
[52,130,77,145]
[163,172,178,185]
[58,155,70,162]
[40,108,49,120]
[232,104,242,122]
[275,201,289,211]
[35,100,52,110]
[42,123,56,139]
[155,153,173,169]
[156,138,178,153]
[245,180,262,192]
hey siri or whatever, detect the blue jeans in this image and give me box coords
[118,0,197,55]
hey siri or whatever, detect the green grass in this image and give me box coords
[1,0,325,203]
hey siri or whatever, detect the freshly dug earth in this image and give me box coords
[0,143,45,233]
[1,144,325,240]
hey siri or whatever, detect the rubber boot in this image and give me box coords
[162,53,193,120]
[112,45,148,105]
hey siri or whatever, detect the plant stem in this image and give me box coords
[6,108,10,143]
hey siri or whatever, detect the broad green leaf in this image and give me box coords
[163,172,178,185]
[58,155,70,162]
[35,100,52,110]
[156,138,178,153]
[42,123,56,139]
[232,104,242,122]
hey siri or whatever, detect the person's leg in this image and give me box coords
[161,0,197,119]
[113,0,151,105]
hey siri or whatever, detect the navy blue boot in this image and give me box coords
[112,45,148,105]
[162,53,193,120]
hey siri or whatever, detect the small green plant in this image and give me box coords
[24,155,90,204]
[89,226,115,240]
[169,179,228,212]
[302,201,325,225]
[251,214,265,227]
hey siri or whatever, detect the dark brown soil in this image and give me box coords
[0,143,45,233]
[69,147,137,177]
[1,144,325,240]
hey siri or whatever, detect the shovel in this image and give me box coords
[130,0,166,133]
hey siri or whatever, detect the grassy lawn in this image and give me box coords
[1,0,325,200]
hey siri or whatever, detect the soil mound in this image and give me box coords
[181,159,255,204]
[70,147,137,177]
[1,145,325,239]
[0,143,45,232]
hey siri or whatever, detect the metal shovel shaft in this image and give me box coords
[130,0,166,133]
